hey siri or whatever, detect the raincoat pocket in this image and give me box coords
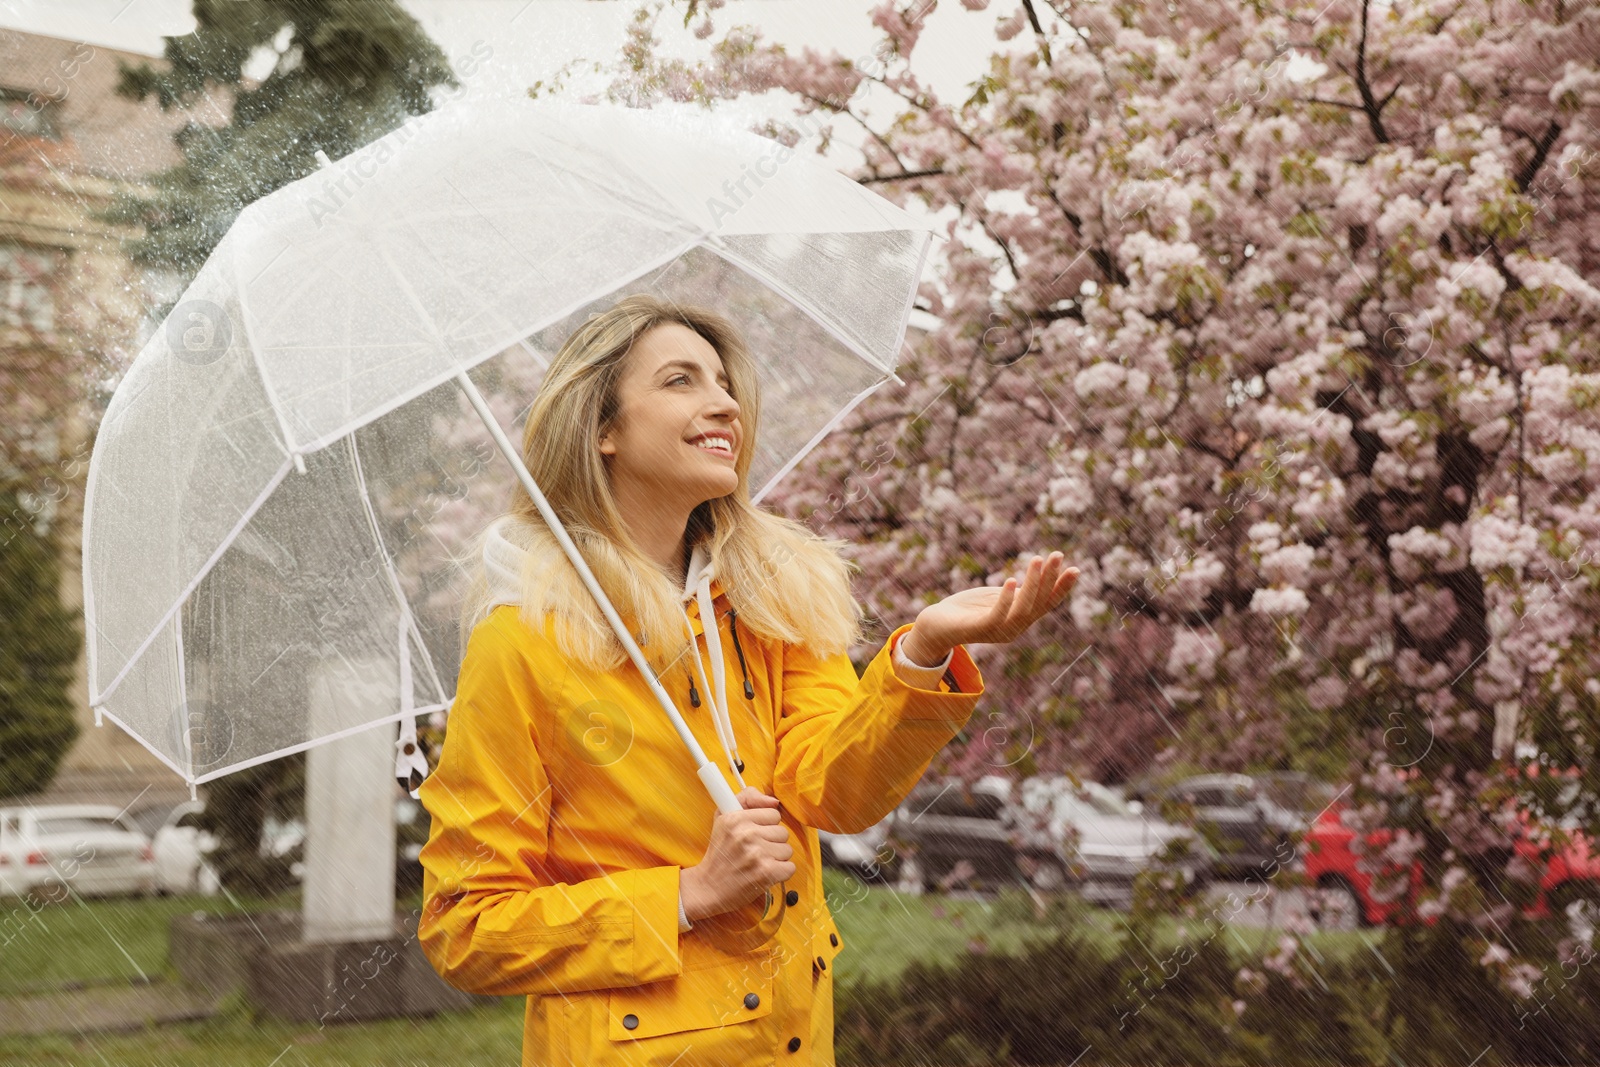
[607,953,776,1042]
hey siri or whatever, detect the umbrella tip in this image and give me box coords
[292,452,307,475]
[314,149,334,169]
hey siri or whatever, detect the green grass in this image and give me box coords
[0,885,302,996]
[0,1000,529,1066]
[819,868,1385,988]
[0,873,1385,1065]
[821,867,1119,987]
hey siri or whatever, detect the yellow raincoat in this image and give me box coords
[416,536,985,1066]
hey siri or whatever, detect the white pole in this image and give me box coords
[453,370,740,816]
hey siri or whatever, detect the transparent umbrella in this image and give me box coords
[82,97,935,820]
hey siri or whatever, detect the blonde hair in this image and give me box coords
[456,294,867,675]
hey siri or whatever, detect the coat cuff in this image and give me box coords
[891,631,953,688]
[883,622,984,717]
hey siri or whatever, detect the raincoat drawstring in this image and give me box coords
[729,609,755,701]
[678,543,746,790]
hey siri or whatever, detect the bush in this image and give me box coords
[0,496,80,799]
[835,909,1600,1065]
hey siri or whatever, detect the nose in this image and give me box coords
[707,380,739,421]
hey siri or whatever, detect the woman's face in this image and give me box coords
[598,321,743,512]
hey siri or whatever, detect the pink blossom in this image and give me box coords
[1167,628,1223,681]
[1250,586,1310,617]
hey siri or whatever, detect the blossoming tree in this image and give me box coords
[611,0,1600,966]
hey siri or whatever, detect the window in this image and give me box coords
[36,815,126,836]
[0,245,59,335]
[0,87,59,139]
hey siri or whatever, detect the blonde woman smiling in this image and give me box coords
[417,294,1077,1066]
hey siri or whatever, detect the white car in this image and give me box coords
[1012,776,1216,907]
[817,817,893,882]
[0,804,156,901]
[149,800,222,896]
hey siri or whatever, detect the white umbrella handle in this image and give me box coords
[454,371,741,816]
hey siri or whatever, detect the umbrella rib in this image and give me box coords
[92,704,197,786]
[702,239,898,376]
[751,375,896,506]
[189,703,452,785]
[344,433,450,708]
[231,237,309,466]
[174,600,191,778]
[89,456,297,709]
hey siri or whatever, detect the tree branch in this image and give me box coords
[856,167,946,184]
[1354,0,1392,145]
[1019,0,1053,65]
[1512,119,1562,193]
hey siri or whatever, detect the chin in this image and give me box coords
[694,476,740,504]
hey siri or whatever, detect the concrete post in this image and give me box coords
[303,656,396,944]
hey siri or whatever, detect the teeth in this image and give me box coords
[695,437,731,453]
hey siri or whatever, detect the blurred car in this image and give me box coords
[1135,772,1316,878]
[883,774,1022,894]
[1303,773,1600,935]
[148,800,222,896]
[1257,771,1342,818]
[265,792,427,891]
[396,794,427,893]
[817,817,893,883]
[1014,776,1215,907]
[0,804,156,902]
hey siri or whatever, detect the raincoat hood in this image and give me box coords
[481,514,749,787]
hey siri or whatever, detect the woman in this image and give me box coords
[416,294,1077,1066]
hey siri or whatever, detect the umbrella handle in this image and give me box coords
[697,763,740,814]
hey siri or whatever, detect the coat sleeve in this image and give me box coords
[772,621,985,835]
[414,612,683,998]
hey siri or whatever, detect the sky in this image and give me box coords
[0,0,1016,311]
[0,0,1007,114]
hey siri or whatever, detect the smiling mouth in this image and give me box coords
[689,437,736,458]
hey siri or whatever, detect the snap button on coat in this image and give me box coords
[416,556,985,1067]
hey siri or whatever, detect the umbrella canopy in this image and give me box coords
[83,97,936,792]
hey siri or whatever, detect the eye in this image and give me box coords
[669,374,690,386]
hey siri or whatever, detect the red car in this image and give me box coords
[1302,776,1600,934]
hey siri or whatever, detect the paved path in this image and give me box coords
[0,980,222,1037]
[1197,881,1322,928]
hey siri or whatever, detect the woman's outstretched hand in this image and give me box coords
[900,551,1080,667]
